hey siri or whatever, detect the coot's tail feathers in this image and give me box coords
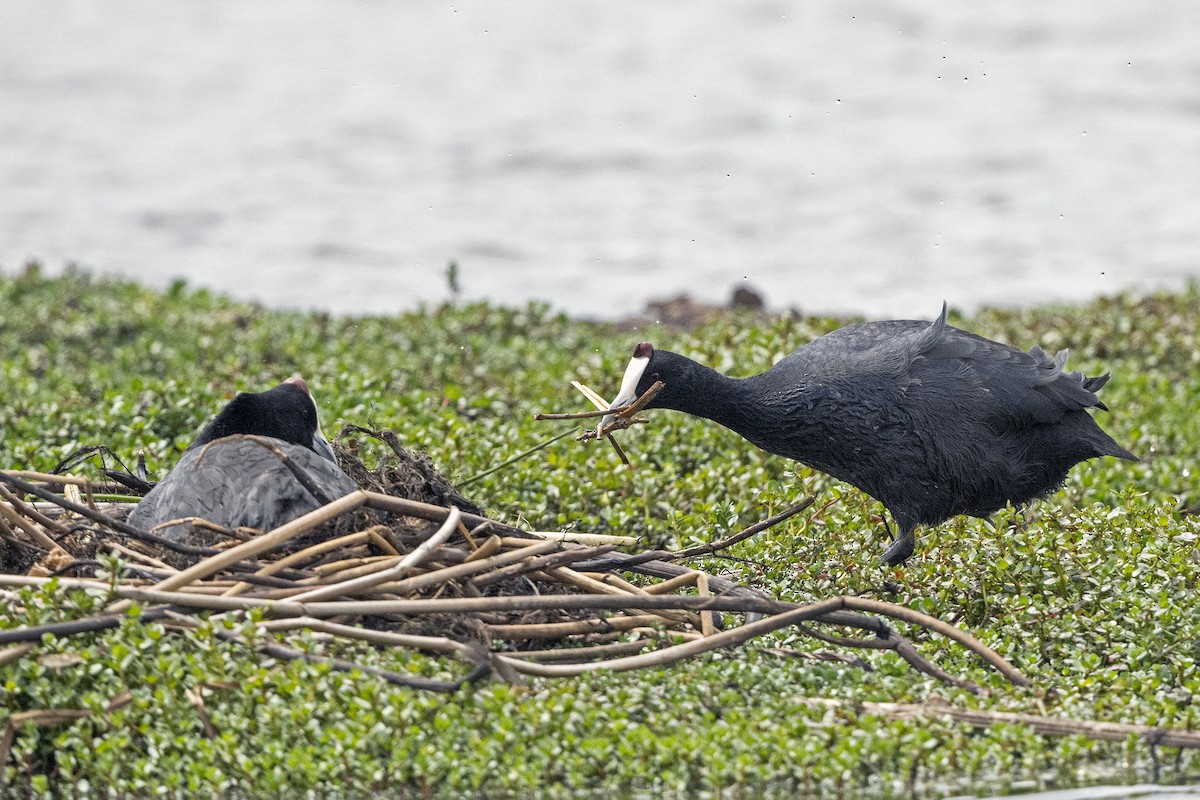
[1034,359,1137,461]
[1089,424,1139,461]
[1103,440,1139,461]
[1023,347,1122,418]
[1083,372,1112,393]
[1075,368,1138,461]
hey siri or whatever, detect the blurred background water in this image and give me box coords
[1,0,1198,320]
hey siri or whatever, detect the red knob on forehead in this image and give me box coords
[633,342,654,359]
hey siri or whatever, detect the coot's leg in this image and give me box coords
[880,524,915,566]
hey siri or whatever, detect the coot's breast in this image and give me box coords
[127,437,358,539]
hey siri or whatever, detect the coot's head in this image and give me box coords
[599,342,664,431]
[189,375,337,462]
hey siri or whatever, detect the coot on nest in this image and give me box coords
[601,303,1136,565]
[128,376,357,539]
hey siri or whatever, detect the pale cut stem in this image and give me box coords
[288,507,461,603]
[221,530,374,598]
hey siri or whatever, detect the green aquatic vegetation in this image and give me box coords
[1,265,1199,797]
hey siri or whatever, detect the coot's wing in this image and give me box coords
[126,446,230,534]
[782,303,1107,427]
[127,439,357,539]
[902,306,1108,426]
[231,445,359,530]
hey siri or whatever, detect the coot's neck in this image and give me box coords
[652,354,777,439]
[651,352,817,461]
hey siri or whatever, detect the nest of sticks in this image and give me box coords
[0,426,1029,695]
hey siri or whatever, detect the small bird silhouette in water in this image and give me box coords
[601,303,1137,565]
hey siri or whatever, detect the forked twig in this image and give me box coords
[534,380,666,464]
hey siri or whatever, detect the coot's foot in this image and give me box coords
[880,528,915,566]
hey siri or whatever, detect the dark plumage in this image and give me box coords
[128,376,357,539]
[602,304,1137,565]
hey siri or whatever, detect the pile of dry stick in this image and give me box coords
[0,452,1027,696]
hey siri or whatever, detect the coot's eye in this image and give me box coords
[651,372,661,382]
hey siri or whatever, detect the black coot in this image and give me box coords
[601,304,1137,565]
[128,376,357,539]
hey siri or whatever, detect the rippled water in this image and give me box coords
[2,1,1198,319]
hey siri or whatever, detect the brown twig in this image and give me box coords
[0,483,70,538]
[0,466,1030,699]
[0,497,59,551]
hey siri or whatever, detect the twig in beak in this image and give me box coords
[594,381,664,435]
[533,380,665,465]
[576,380,665,469]
[533,407,628,421]
[571,380,610,410]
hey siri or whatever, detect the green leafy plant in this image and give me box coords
[2,266,1198,797]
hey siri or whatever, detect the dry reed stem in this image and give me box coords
[0,475,1030,695]
[464,535,503,562]
[0,470,93,487]
[498,536,556,548]
[312,552,397,575]
[642,571,701,594]
[63,483,87,511]
[308,554,392,577]
[395,507,462,570]
[0,644,36,667]
[0,578,848,618]
[502,639,651,663]
[550,566,698,628]
[495,598,846,677]
[526,530,639,546]
[579,496,816,575]
[221,530,375,597]
[0,564,1023,690]
[546,566,636,597]
[570,380,610,411]
[0,484,70,537]
[485,614,666,641]
[471,544,616,588]
[105,542,179,572]
[361,492,516,534]
[0,497,59,551]
[841,596,1030,687]
[256,616,479,658]
[366,526,401,556]
[696,572,715,637]
[533,381,622,421]
[289,508,462,602]
[532,380,666,462]
[375,539,559,597]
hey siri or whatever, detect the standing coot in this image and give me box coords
[127,376,357,539]
[601,304,1137,565]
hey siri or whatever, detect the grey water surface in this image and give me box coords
[2,1,1198,319]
